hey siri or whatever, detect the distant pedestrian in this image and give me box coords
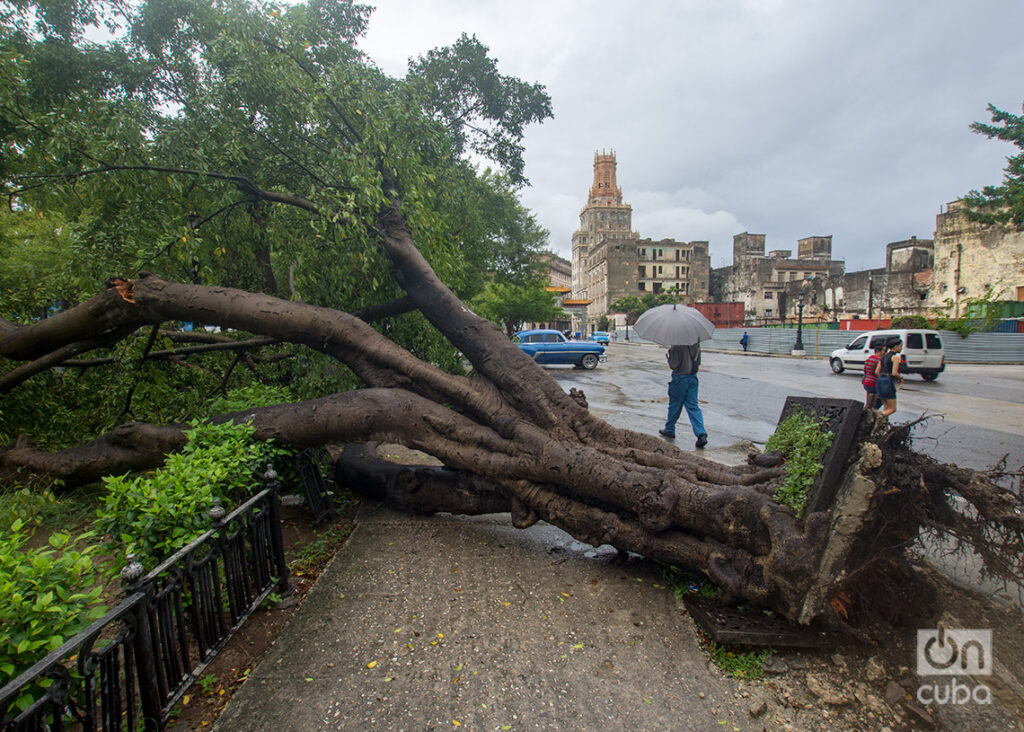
[740,331,749,352]
[658,343,708,448]
[862,342,885,409]
[875,337,904,417]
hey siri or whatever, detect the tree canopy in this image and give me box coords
[609,292,681,324]
[965,101,1024,227]
[1,0,553,442]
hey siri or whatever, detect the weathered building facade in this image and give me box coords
[571,152,710,327]
[929,200,1024,315]
[712,233,843,322]
[822,237,934,320]
[540,252,572,291]
[571,151,635,299]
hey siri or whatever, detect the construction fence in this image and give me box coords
[613,327,1024,364]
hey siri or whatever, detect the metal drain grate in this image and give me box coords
[684,595,837,648]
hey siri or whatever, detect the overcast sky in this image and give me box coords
[358,0,1023,271]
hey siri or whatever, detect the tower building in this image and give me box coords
[569,151,710,328]
[571,151,635,298]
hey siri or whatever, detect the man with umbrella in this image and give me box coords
[632,304,713,449]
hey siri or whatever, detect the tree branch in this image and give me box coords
[0,325,139,393]
[9,165,323,215]
[353,296,418,322]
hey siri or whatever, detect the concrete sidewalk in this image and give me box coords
[215,502,758,731]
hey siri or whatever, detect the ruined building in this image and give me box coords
[929,200,1024,315]
[711,233,844,322]
[813,237,933,321]
[571,152,710,325]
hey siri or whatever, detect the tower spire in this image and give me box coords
[588,150,623,205]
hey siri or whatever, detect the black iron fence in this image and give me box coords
[0,472,289,731]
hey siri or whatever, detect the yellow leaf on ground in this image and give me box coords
[366,661,377,668]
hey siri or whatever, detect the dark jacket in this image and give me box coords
[667,344,701,375]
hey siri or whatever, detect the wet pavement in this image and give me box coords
[553,342,1024,473]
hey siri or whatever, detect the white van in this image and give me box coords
[829,329,946,381]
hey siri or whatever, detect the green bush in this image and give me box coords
[0,485,61,529]
[205,384,296,416]
[0,480,97,532]
[96,420,291,570]
[765,412,834,517]
[890,315,931,329]
[0,521,106,697]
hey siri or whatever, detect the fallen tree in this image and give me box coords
[3,223,1022,632]
[1,0,1021,632]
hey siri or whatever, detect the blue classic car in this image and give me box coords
[589,331,611,344]
[515,329,606,369]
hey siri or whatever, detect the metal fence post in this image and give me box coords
[263,466,291,594]
[122,554,162,732]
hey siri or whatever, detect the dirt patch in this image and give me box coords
[701,566,1024,731]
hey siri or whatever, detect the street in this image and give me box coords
[551,343,1024,473]
[551,343,1024,601]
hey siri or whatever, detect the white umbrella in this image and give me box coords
[632,303,715,346]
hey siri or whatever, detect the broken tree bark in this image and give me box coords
[2,202,1021,631]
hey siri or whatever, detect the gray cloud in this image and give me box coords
[359,0,1024,271]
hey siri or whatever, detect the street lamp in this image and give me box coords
[792,290,806,355]
[624,320,630,341]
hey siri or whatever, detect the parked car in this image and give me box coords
[829,329,945,380]
[515,329,606,369]
[589,331,611,344]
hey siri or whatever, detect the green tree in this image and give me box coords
[0,0,553,433]
[471,281,563,338]
[965,101,1024,226]
[609,292,678,323]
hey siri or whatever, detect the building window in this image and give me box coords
[764,292,773,300]
[1017,286,1024,301]
[639,248,646,257]
[638,282,646,291]
[638,265,646,277]
[653,282,662,293]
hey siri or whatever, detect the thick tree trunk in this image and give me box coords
[2,205,1021,630]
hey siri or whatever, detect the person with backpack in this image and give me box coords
[875,337,904,417]
[862,342,885,409]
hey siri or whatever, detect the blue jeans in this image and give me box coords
[664,373,706,437]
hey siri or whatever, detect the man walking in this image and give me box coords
[740,331,749,352]
[659,343,708,448]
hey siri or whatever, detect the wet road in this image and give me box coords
[551,342,1024,472]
